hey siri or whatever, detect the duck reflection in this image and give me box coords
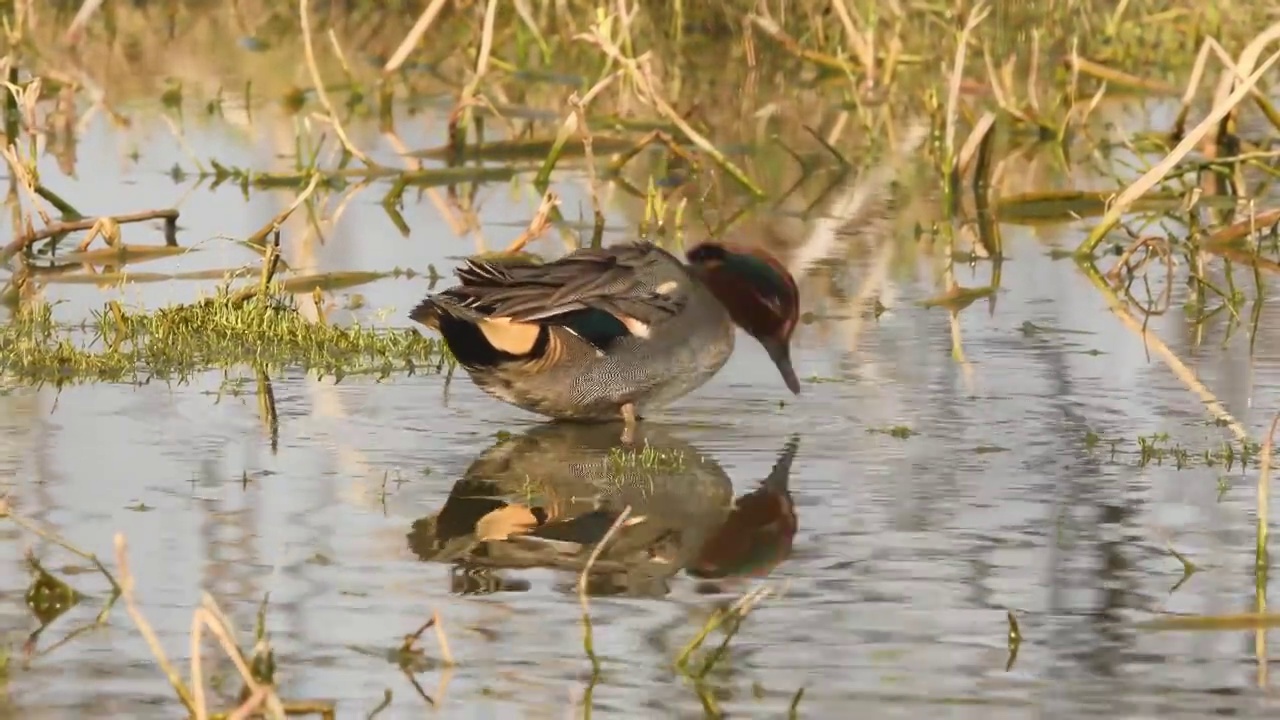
[407,423,800,597]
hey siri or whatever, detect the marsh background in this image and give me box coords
[3,0,1280,717]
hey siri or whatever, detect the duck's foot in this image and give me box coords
[620,402,639,445]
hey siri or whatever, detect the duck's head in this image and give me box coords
[686,242,801,394]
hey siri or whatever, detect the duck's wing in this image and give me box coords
[447,241,691,345]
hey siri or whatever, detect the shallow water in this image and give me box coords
[3,93,1280,720]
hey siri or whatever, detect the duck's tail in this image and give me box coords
[409,293,546,369]
[410,294,463,331]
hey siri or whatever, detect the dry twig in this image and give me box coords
[502,191,560,254]
[1,209,178,264]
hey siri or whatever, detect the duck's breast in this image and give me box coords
[590,287,736,411]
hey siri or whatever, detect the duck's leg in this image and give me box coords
[620,402,639,445]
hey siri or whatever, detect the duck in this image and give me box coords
[409,239,800,440]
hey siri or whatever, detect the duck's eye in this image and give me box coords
[686,243,728,263]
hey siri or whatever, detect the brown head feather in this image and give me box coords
[687,242,801,394]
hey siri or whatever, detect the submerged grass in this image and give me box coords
[606,442,687,473]
[0,290,452,386]
[1078,430,1267,472]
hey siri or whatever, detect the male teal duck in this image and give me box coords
[409,239,800,439]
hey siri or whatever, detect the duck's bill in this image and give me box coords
[761,337,801,395]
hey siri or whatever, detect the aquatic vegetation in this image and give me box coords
[1079,430,1267,471]
[0,291,452,386]
[606,442,687,472]
[1005,611,1022,672]
[868,425,915,439]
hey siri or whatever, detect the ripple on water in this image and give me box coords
[8,89,1280,719]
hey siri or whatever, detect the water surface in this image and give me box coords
[2,79,1280,720]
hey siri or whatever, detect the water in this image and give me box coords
[3,64,1280,720]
